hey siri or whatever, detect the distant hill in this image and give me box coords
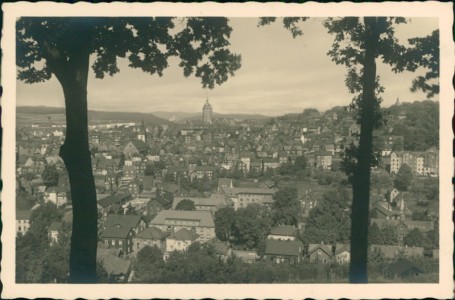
[17,106,173,126]
[177,113,270,123]
[152,111,200,122]
[152,111,271,122]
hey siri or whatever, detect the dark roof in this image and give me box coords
[269,225,298,237]
[308,244,332,256]
[131,139,148,151]
[167,228,199,241]
[371,203,393,217]
[98,193,131,209]
[265,239,302,257]
[16,210,32,220]
[135,226,168,240]
[100,226,133,239]
[104,214,142,229]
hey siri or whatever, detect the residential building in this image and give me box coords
[265,239,303,263]
[267,225,298,241]
[172,194,231,213]
[48,221,62,245]
[308,244,332,263]
[16,210,32,236]
[334,244,350,264]
[221,187,277,210]
[150,210,215,243]
[164,228,199,256]
[132,226,169,254]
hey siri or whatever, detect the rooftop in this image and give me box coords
[168,228,199,241]
[265,239,302,256]
[150,210,215,228]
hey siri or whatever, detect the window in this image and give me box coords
[111,240,115,246]
[119,240,123,245]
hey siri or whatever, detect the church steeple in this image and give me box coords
[395,97,401,106]
[138,119,147,143]
[202,95,213,125]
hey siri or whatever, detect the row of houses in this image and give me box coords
[389,147,439,176]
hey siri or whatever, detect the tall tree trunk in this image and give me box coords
[57,24,97,283]
[349,17,382,283]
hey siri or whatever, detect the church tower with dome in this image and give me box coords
[202,97,213,125]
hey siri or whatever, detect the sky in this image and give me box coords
[16,17,439,116]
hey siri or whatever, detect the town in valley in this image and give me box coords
[15,98,439,283]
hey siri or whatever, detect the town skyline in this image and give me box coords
[16,17,438,116]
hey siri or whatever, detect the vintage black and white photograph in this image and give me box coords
[2,2,453,299]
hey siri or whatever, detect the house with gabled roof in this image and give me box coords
[267,225,298,241]
[308,243,332,263]
[132,226,169,254]
[265,239,303,263]
[100,220,138,255]
[164,228,199,257]
[123,140,148,157]
[97,193,132,219]
[103,214,146,235]
[334,244,350,264]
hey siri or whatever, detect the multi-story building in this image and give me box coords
[221,187,277,210]
[150,210,215,243]
[390,148,438,176]
[202,98,213,125]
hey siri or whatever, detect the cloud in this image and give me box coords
[16,17,438,115]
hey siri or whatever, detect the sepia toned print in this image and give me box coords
[2,2,453,299]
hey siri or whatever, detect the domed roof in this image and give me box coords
[203,99,212,110]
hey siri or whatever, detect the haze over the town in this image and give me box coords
[16,17,438,116]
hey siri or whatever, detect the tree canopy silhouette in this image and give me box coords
[259,17,439,283]
[16,17,241,282]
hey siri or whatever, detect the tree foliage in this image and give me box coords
[393,164,413,191]
[134,245,165,283]
[214,206,236,241]
[388,101,439,151]
[272,188,300,226]
[232,204,273,250]
[16,203,69,283]
[303,187,351,244]
[175,199,196,211]
[42,164,59,188]
[17,16,241,282]
[17,17,241,86]
[403,228,427,248]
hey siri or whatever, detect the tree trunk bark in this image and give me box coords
[56,24,97,283]
[349,17,382,283]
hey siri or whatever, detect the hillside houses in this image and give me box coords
[15,102,440,284]
[389,147,439,176]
